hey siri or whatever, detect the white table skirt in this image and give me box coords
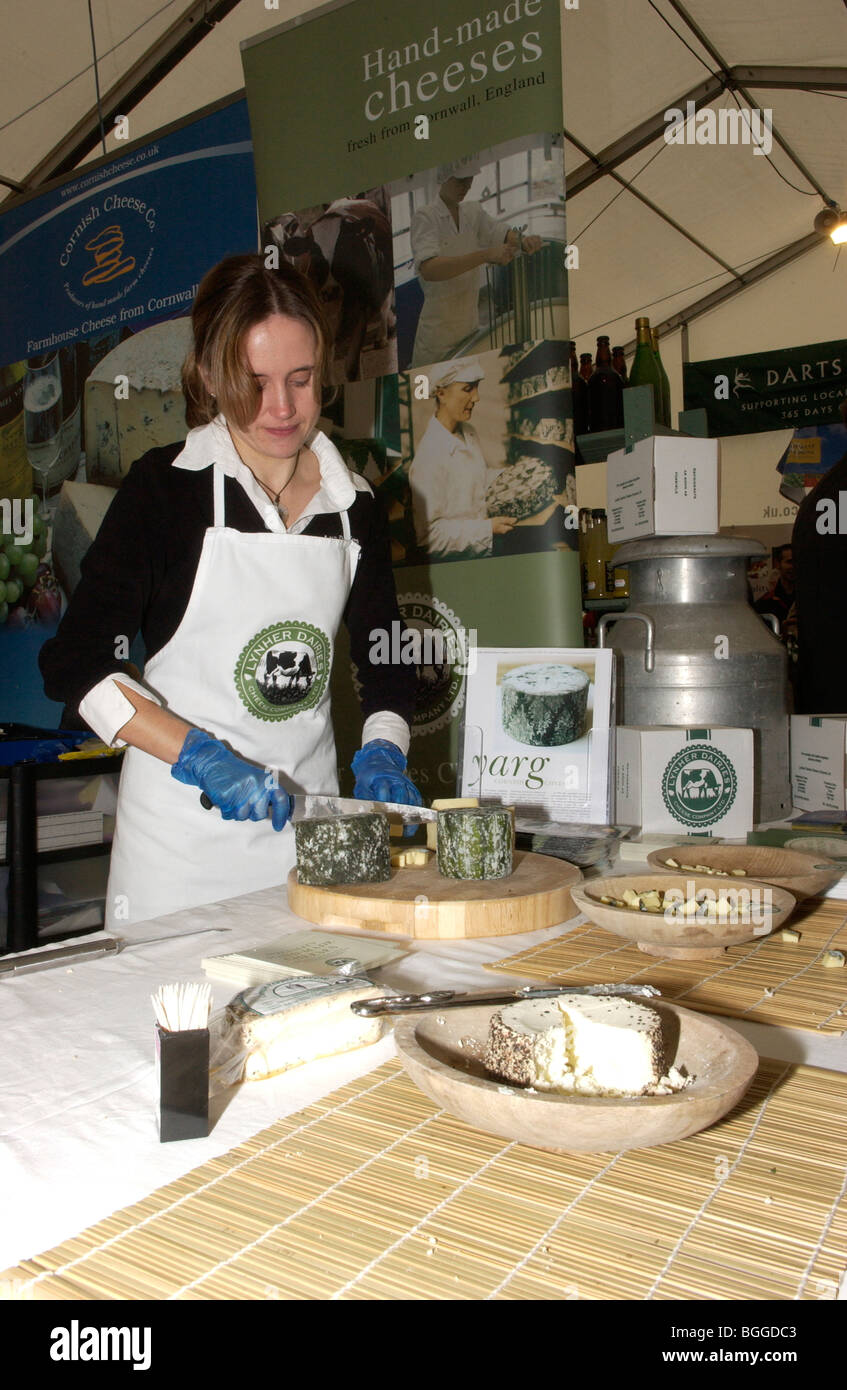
[2,865,847,1274]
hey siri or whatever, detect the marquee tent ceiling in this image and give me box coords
[2,0,846,350]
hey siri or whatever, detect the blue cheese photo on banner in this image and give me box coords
[391,134,567,370]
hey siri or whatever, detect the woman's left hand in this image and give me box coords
[351,739,424,836]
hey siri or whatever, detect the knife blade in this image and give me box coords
[350,983,661,1016]
[199,791,436,824]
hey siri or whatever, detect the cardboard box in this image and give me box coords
[790,715,847,810]
[606,436,719,542]
[616,726,754,836]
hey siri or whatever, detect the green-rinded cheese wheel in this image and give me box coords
[437,807,514,880]
[294,813,391,886]
[500,663,589,746]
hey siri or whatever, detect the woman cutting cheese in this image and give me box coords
[40,254,420,927]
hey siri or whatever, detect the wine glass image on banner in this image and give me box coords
[389,133,568,371]
[255,641,317,707]
[402,344,576,566]
[264,187,396,386]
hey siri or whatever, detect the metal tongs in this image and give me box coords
[351,982,661,1017]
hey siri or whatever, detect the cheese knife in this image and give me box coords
[351,983,662,1016]
[199,791,436,825]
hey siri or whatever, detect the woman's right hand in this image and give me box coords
[171,729,291,830]
[492,516,517,534]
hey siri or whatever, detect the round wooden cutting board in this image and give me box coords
[286,850,582,939]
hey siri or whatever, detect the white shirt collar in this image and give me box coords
[172,415,363,531]
[427,415,477,454]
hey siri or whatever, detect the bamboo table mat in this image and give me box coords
[485,896,847,1034]
[3,1058,846,1301]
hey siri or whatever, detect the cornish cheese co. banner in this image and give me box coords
[683,339,847,438]
[0,94,257,723]
[242,0,582,803]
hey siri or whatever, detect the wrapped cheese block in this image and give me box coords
[294,812,391,886]
[223,976,386,1080]
[437,805,514,880]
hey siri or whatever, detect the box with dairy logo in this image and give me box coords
[606,436,719,542]
[616,727,754,836]
[790,715,847,810]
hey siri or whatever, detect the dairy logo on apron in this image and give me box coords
[661,743,738,828]
[234,620,330,722]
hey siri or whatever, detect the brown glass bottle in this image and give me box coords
[611,346,628,383]
[588,336,624,432]
[569,341,588,437]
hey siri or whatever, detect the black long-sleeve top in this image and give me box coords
[40,440,417,732]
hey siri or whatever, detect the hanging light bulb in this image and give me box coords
[814,204,847,243]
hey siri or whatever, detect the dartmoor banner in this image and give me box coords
[242,0,584,805]
[683,339,847,438]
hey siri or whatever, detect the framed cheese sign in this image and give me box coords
[458,648,615,824]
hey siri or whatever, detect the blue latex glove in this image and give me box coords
[171,728,291,831]
[351,739,423,837]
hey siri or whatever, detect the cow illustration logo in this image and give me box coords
[396,593,468,736]
[661,743,738,828]
[234,621,330,721]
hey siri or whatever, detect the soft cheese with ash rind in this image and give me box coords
[500,663,589,747]
[225,975,385,1080]
[485,993,678,1096]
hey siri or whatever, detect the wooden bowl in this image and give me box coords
[395,1001,758,1154]
[570,873,796,959]
[646,843,843,901]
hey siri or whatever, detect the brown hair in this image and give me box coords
[182,253,331,429]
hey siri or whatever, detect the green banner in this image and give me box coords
[242,0,578,803]
[683,339,847,437]
[242,0,562,217]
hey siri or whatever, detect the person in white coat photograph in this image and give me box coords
[409,157,543,368]
[408,357,517,562]
[40,254,421,928]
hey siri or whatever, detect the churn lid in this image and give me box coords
[612,534,767,565]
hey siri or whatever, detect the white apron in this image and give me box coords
[106,463,360,927]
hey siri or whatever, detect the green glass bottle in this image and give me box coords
[651,328,672,428]
[626,317,663,426]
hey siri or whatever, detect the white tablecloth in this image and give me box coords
[2,866,847,1274]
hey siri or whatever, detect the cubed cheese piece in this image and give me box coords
[437,806,514,880]
[51,480,117,594]
[500,663,589,747]
[779,928,801,944]
[822,950,845,968]
[426,796,479,849]
[84,318,192,483]
[391,847,429,867]
[224,976,386,1080]
[294,813,390,886]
